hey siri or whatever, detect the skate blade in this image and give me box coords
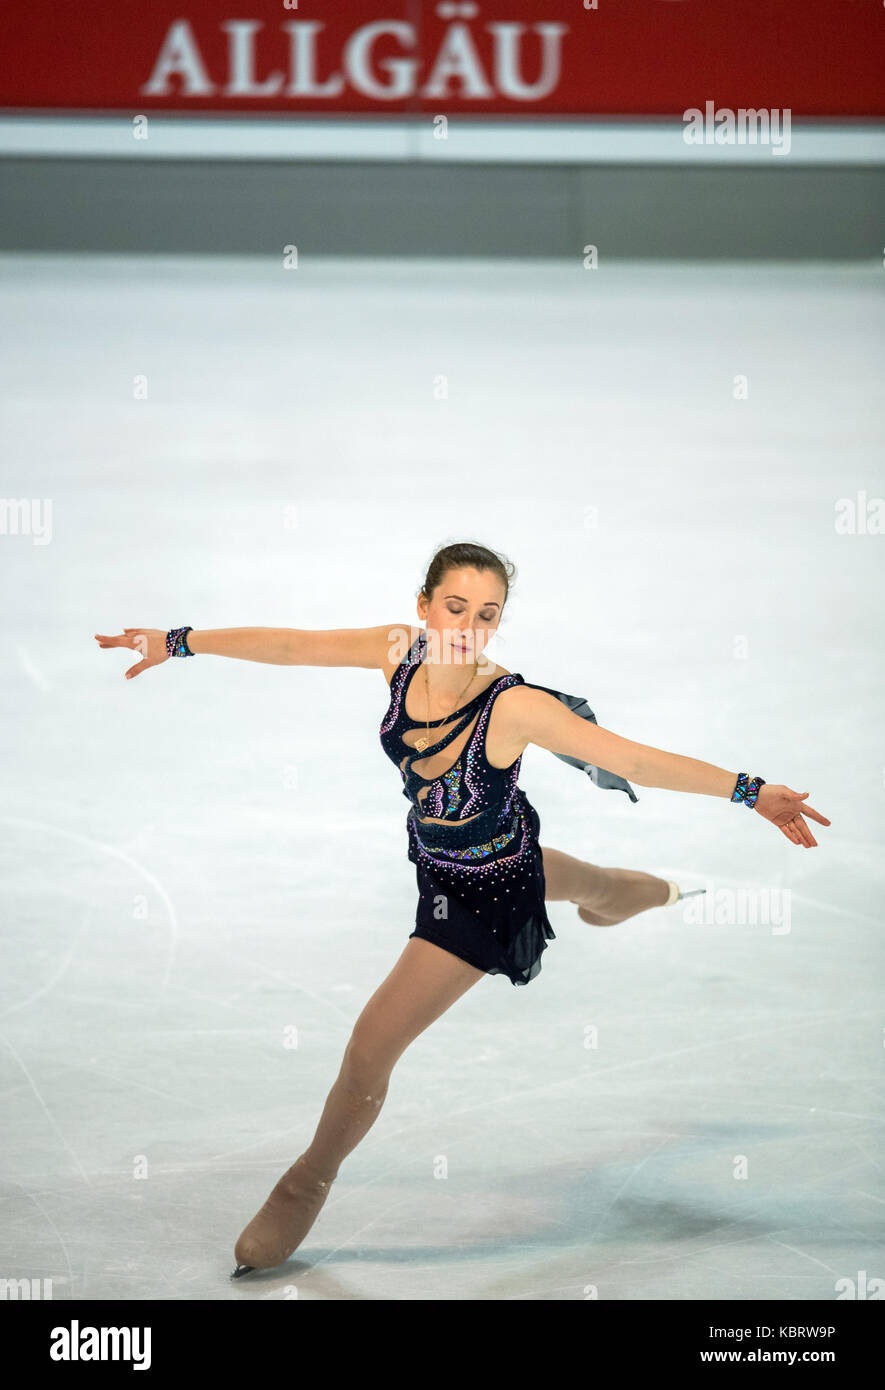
[679,888,706,899]
[230,1263,256,1279]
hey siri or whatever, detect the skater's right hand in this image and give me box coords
[93,628,169,680]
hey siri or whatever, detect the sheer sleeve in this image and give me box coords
[522,682,639,803]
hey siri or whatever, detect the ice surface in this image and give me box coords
[1,252,882,1300]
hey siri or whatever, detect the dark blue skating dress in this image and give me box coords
[379,631,637,987]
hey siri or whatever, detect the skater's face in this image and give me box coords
[418,566,505,666]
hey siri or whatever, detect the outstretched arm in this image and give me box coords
[511,687,830,849]
[93,623,414,675]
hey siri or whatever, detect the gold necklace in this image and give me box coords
[414,652,480,752]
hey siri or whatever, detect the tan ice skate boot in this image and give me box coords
[231,1153,336,1277]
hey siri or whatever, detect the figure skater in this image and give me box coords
[93,540,830,1279]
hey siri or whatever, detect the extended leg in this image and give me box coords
[233,938,485,1272]
[540,844,670,927]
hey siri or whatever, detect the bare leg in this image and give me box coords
[233,938,485,1271]
[540,844,670,927]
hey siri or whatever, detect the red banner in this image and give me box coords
[2,0,883,118]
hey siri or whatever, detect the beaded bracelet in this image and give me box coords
[731,772,766,808]
[166,626,194,658]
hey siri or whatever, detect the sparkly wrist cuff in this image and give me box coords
[166,626,194,658]
[731,772,766,808]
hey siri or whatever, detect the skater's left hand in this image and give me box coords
[753,785,830,847]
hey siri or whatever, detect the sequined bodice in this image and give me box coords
[379,631,525,828]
